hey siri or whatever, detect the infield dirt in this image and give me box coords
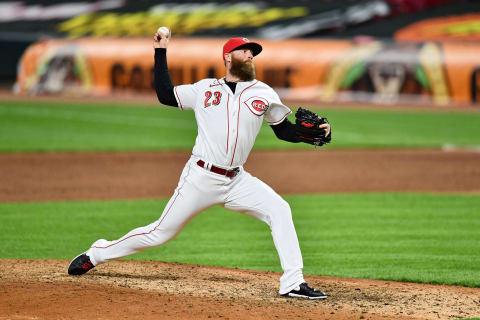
[1,149,479,203]
[1,149,480,319]
[1,259,479,320]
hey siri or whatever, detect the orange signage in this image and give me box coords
[395,14,480,42]
[15,37,480,106]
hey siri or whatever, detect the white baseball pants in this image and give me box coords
[86,155,305,294]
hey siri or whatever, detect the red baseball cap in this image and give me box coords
[222,37,262,60]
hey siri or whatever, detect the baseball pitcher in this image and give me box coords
[68,28,332,299]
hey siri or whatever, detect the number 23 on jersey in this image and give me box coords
[204,91,222,107]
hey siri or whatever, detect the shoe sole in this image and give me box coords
[67,252,92,275]
[285,293,327,299]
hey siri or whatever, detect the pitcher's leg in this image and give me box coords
[87,161,218,266]
[224,171,304,294]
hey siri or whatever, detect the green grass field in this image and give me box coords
[1,100,480,152]
[1,99,479,288]
[1,194,479,287]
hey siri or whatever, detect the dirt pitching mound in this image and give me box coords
[1,259,479,320]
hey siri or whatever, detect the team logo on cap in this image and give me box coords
[242,38,250,42]
[244,96,269,116]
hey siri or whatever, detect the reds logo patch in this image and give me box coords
[244,96,269,116]
[252,100,267,112]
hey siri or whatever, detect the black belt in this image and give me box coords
[197,160,240,178]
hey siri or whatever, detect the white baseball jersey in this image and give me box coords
[174,78,291,168]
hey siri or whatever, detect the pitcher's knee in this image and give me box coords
[269,199,293,221]
[148,225,181,246]
[278,198,292,213]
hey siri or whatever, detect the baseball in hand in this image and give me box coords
[157,26,170,38]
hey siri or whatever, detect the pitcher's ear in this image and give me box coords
[224,52,232,63]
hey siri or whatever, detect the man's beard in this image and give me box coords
[230,56,255,81]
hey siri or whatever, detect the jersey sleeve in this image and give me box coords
[264,91,292,125]
[173,83,199,110]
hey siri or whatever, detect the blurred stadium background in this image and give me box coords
[1,0,479,107]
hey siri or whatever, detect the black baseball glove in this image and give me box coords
[295,107,331,146]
